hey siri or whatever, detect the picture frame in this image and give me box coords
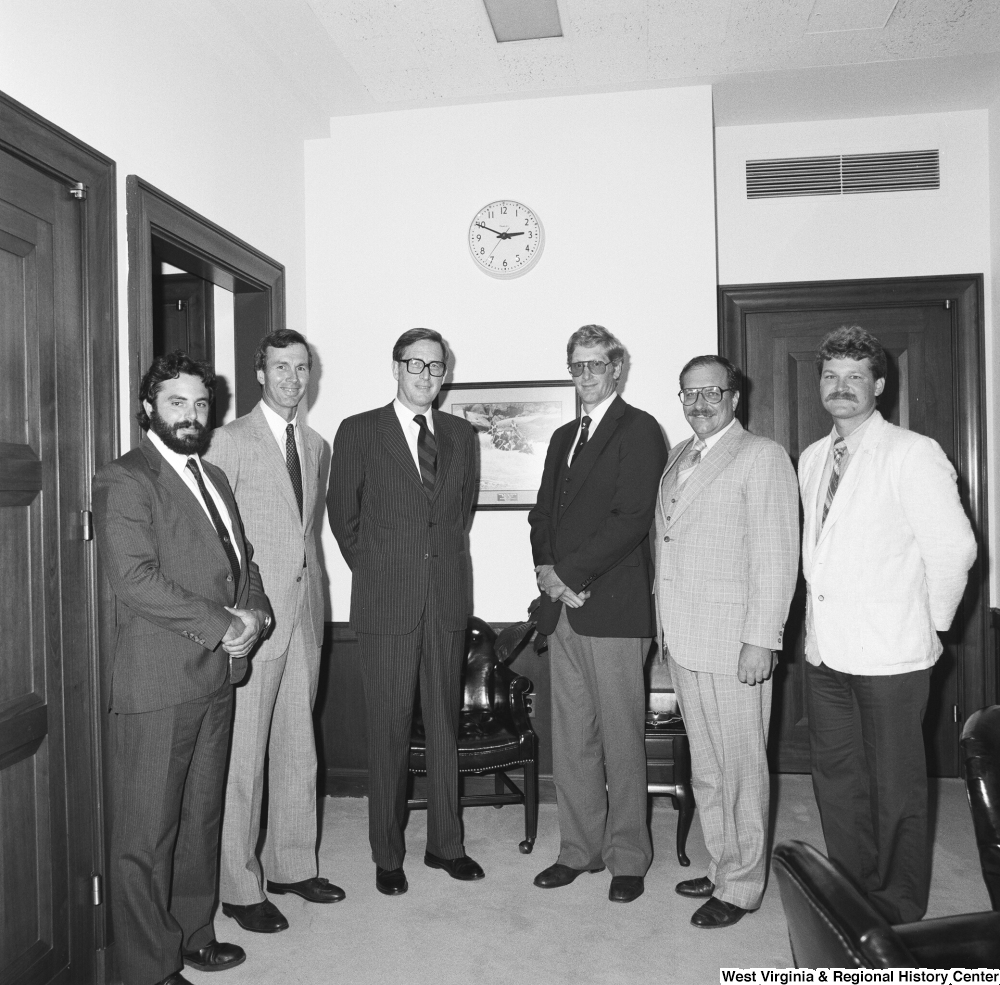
[436,379,580,510]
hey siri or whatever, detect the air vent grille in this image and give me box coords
[747,150,940,199]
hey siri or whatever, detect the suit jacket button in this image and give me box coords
[663,536,670,542]
[424,553,429,560]
[671,498,677,504]
[296,575,302,582]
[227,574,234,582]
[818,595,824,601]
[665,516,671,521]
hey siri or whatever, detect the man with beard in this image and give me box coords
[93,351,271,985]
[799,326,975,923]
[205,330,341,933]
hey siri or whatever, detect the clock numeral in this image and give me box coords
[502,259,508,267]
[515,255,520,263]
[500,206,507,214]
[480,247,485,255]
[528,231,532,239]
[525,219,529,226]
[487,210,494,219]
[476,234,481,242]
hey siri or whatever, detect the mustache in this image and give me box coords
[826,391,857,402]
[170,419,206,432]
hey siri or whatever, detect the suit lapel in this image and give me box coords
[663,421,744,525]
[430,410,453,501]
[816,412,885,545]
[560,395,624,515]
[378,403,424,491]
[249,403,302,523]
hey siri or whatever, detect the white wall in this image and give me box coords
[716,110,995,599]
[0,0,318,442]
[306,87,718,622]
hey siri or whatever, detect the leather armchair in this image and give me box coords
[772,841,1000,969]
[961,705,1000,909]
[408,617,538,854]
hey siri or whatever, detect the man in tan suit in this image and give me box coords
[206,329,340,934]
[655,355,798,928]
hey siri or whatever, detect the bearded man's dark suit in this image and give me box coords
[93,435,270,985]
[329,403,477,869]
[529,394,667,875]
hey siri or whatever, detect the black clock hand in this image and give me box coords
[477,223,505,236]
[505,231,525,238]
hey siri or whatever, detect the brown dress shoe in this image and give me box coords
[533,862,605,889]
[691,897,749,928]
[182,941,246,971]
[221,898,289,933]
[267,876,346,903]
[676,876,715,898]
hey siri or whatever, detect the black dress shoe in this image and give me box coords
[182,941,246,971]
[424,851,485,881]
[691,896,749,928]
[267,876,346,903]
[155,974,193,985]
[376,866,408,895]
[533,862,606,889]
[221,898,289,933]
[676,876,715,898]
[609,875,644,903]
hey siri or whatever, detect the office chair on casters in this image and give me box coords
[961,704,1000,910]
[407,617,538,854]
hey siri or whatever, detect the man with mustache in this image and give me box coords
[93,351,271,984]
[205,330,341,934]
[655,354,798,927]
[799,325,976,923]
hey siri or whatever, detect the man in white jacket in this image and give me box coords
[799,325,976,924]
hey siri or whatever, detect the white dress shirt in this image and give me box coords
[394,397,435,474]
[148,428,241,564]
[259,398,303,462]
[567,391,616,467]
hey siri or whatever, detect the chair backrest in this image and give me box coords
[961,705,1000,910]
[772,841,916,969]
[462,617,497,715]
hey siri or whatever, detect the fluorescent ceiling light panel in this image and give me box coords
[805,0,899,33]
[483,0,562,42]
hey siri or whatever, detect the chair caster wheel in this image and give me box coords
[678,853,690,867]
[519,840,533,854]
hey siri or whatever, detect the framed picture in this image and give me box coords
[436,379,580,510]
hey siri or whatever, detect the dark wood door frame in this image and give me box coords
[720,275,991,738]
[125,176,285,447]
[0,88,118,984]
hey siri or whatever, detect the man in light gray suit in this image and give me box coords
[206,329,339,934]
[655,355,799,929]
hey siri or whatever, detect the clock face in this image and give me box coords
[469,200,544,279]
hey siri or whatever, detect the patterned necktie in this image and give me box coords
[186,458,241,585]
[285,422,303,519]
[414,414,437,495]
[570,416,592,466]
[684,437,706,469]
[822,437,847,526]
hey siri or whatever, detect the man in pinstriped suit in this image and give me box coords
[205,330,341,935]
[94,352,270,985]
[329,328,482,896]
[654,354,798,928]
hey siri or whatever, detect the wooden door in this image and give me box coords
[720,276,988,776]
[152,271,215,364]
[0,92,116,985]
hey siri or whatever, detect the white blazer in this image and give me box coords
[799,411,976,675]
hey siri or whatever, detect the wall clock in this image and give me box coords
[468,200,544,279]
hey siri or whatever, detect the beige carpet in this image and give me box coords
[187,776,989,984]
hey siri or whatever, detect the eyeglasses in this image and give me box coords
[568,360,612,377]
[399,358,446,377]
[678,386,733,405]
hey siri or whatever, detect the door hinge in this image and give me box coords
[69,181,88,200]
[92,873,102,906]
[80,510,93,541]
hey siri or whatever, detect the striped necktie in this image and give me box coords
[822,437,847,526]
[570,416,591,466]
[285,422,303,519]
[414,414,437,496]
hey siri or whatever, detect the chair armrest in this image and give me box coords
[895,911,1000,969]
[492,661,534,734]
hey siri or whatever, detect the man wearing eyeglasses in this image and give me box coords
[529,324,667,904]
[329,328,481,897]
[655,354,798,928]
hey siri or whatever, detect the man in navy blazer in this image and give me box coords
[93,352,271,985]
[329,328,481,896]
[528,324,668,903]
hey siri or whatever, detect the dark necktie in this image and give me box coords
[414,414,437,496]
[285,422,303,519]
[570,416,592,466]
[186,458,241,585]
[821,437,847,527]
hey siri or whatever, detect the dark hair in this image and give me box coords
[392,328,450,365]
[816,326,887,381]
[679,354,741,394]
[566,324,625,365]
[136,350,215,430]
[254,329,312,374]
